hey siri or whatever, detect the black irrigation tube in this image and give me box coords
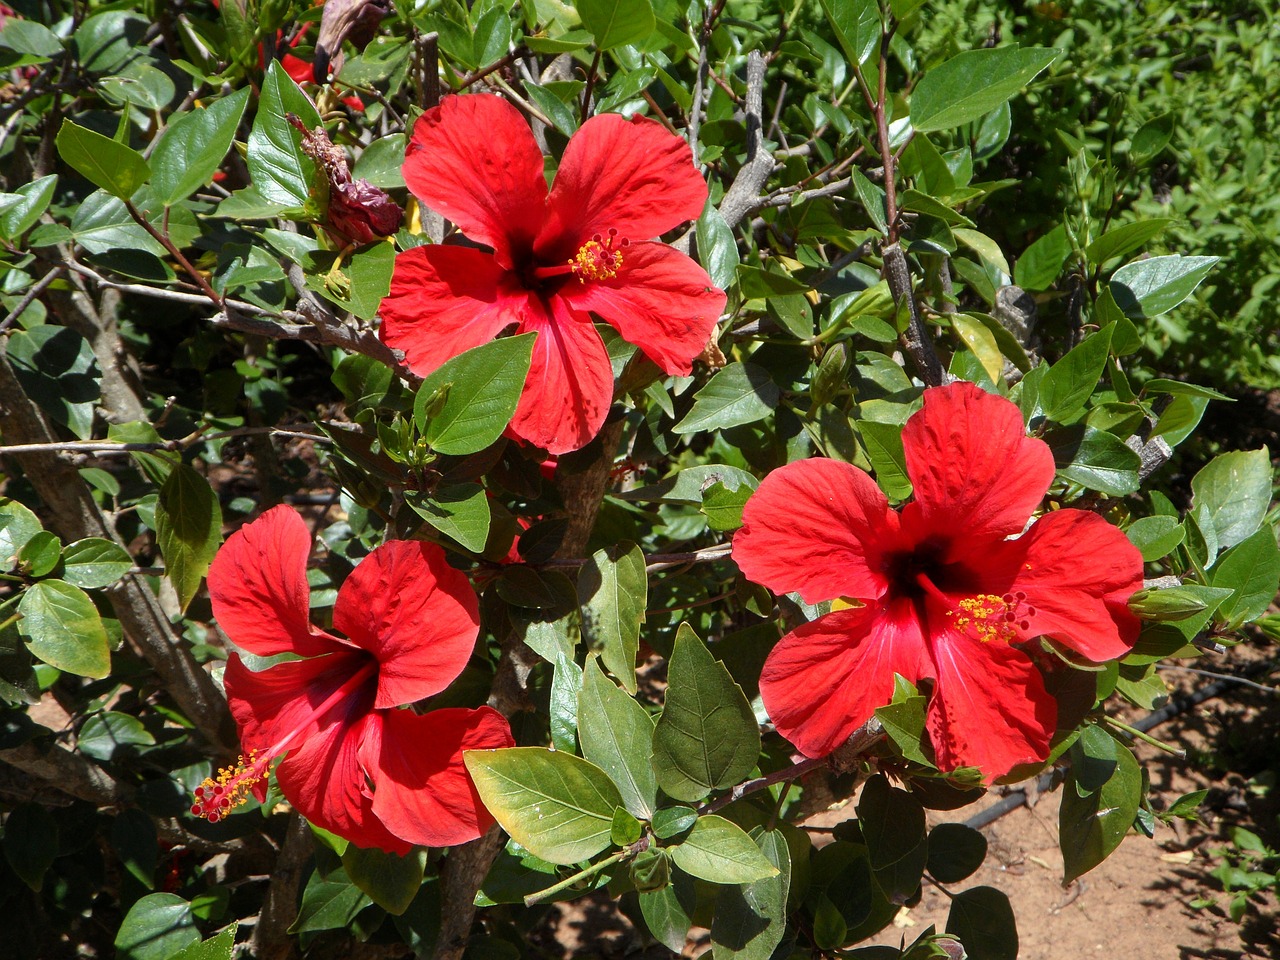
[963,662,1277,831]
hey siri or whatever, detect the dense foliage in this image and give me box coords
[0,1,1276,959]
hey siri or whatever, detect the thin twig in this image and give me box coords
[580,47,602,124]
[538,541,733,572]
[123,199,222,306]
[700,755,829,815]
[1155,662,1278,695]
[0,264,65,333]
[718,51,772,230]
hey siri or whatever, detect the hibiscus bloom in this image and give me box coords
[196,506,512,852]
[379,94,727,454]
[732,382,1144,780]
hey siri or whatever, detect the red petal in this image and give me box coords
[760,600,931,758]
[508,298,613,454]
[223,651,372,763]
[983,509,1143,662]
[403,95,547,267]
[334,540,480,709]
[380,245,527,377]
[925,626,1056,780]
[900,382,1054,548]
[208,506,345,658]
[734,459,900,604]
[277,711,413,854]
[536,113,706,259]
[367,706,514,847]
[553,242,725,375]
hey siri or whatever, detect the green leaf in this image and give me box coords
[1129,112,1174,166]
[115,893,200,960]
[352,134,408,189]
[651,624,760,802]
[652,805,698,840]
[700,481,753,531]
[167,926,238,960]
[1125,516,1184,562]
[925,823,987,883]
[1109,254,1218,319]
[406,484,491,553]
[463,747,624,865]
[857,774,928,903]
[413,335,534,455]
[1038,326,1113,423]
[306,240,395,320]
[6,325,102,440]
[1046,424,1142,496]
[1211,527,1280,627]
[711,828,791,959]
[858,420,913,501]
[639,874,695,952]
[3,803,58,891]
[946,886,1018,960]
[696,202,739,291]
[0,174,58,241]
[0,498,42,573]
[1060,734,1141,883]
[18,580,111,678]
[289,875,372,934]
[577,0,655,49]
[1128,584,1232,623]
[911,46,1059,132]
[152,89,251,205]
[1084,218,1176,267]
[549,648,579,754]
[669,815,779,884]
[111,807,158,889]
[343,846,427,916]
[611,807,642,846]
[674,363,779,434]
[61,537,134,589]
[1190,448,1273,551]
[851,168,889,235]
[578,541,646,693]
[820,0,879,67]
[78,711,156,760]
[155,465,223,613]
[56,120,151,200]
[950,313,1004,384]
[1141,378,1231,401]
[617,464,758,505]
[18,531,60,577]
[246,60,322,208]
[578,659,659,819]
[0,19,63,57]
[1014,223,1071,290]
[874,678,931,766]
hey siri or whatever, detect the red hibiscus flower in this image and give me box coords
[197,506,512,852]
[732,382,1144,780]
[379,95,728,455]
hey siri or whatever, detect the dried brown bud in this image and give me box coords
[287,114,403,245]
[313,0,392,81]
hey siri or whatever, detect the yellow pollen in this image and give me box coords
[569,229,627,281]
[946,592,1034,644]
[190,749,267,823]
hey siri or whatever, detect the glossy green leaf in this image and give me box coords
[858,419,913,501]
[696,202,740,291]
[710,828,791,959]
[0,498,42,572]
[674,363,779,434]
[167,926,238,960]
[155,464,222,613]
[617,464,758,504]
[1125,516,1184,562]
[61,537,134,589]
[413,334,535,455]
[78,711,156,760]
[639,872,695,953]
[700,481,753,531]
[651,624,759,802]
[246,60,321,208]
[18,531,60,577]
[6,325,102,439]
[111,807,158,889]
[1084,218,1175,267]
[115,893,200,960]
[305,240,395,320]
[1211,526,1280,626]
[18,579,111,678]
[857,774,928,903]
[652,805,698,840]
[578,541,646,693]
[820,0,879,67]
[1014,223,1070,290]
[463,747,623,865]
[343,846,427,916]
[152,88,251,204]
[0,174,58,241]
[946,886,1018,960]
[1060,734,1141,883]
[911,46,1059,132]
[549,648,578,754]
[577,0,655,50]
[3,803,58,891]
[578,658,659,819]
[669,815,779,884]
[289,874,372,933]
[56,120,151,200]
[406,484,491,553]
[0,19,63,56]
[1038,326,1113,423]
[1047,424,1142,496]
[1190,448,1272,551]
[1129,112,1174,165]
[1109,254,1218,319]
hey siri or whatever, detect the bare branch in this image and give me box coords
[718,51,772,230]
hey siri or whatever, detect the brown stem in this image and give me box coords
[123,199,222,306]
[699,755,829,815]
[883,243,946,386]
[459,46,526,92]
[579,47,602,125]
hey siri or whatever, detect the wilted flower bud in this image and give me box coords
[287,114,402,246]
[313,0,392,81]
